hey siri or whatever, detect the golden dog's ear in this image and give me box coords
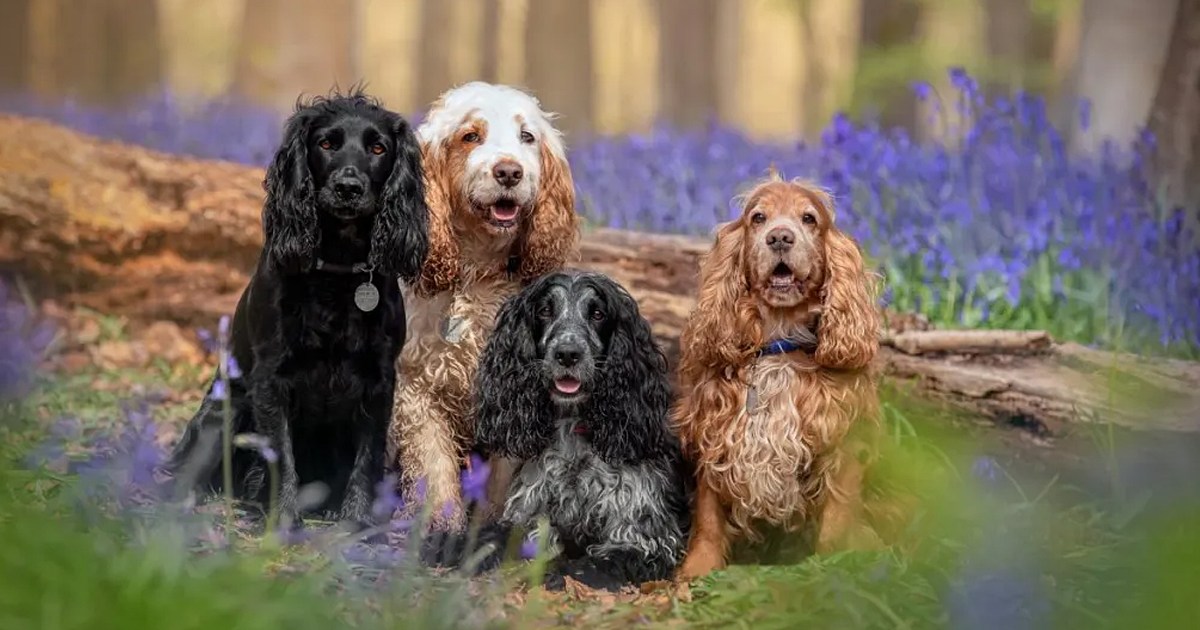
[414,142,460,297]
[678,218,760,377]
[815,226,879,370]
[518,142,580,280]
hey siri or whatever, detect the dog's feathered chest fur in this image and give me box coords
[504,421,689,570]
[697,353,869,537]
[399,276,520,420]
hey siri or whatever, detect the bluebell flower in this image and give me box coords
[210,379,228,401]
[972,456,1001,483]
[372,473,403,520]
[461,453,491,504]
[226,356,242,379]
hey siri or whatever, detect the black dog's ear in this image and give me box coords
[586,279,676,464]
[263,108,319,274]
[474,283,554,459]
[371,115,429,281]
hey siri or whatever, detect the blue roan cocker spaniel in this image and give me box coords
[424,270,691,590]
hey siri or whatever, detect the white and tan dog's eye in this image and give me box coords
[520,130,535,144]
[462,131,480,143]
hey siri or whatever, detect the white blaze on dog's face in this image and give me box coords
[418,82,567,235]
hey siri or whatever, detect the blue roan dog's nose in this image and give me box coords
[553,344,583,368]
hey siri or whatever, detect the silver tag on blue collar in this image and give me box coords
[354,282,380,312]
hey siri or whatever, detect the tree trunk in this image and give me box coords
[43,0,162,102]
[1072,0,1177,153]
[233,0,358,110]
[0,0,32,91]
[415,0,455,109]
[657,0,720,129]
[983,0,1032,94]
[858,0,921,130]
[524,0,594,136]
[802,0,862,134]
[1147,0,1200,215]
[480,0,502,83]
[3,113,1198,434]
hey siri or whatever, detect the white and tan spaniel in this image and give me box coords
[390,82,580,529]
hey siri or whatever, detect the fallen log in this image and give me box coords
[2,113,1198,435]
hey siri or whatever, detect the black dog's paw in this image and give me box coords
[419,529,471,568]
[544,557,628,592]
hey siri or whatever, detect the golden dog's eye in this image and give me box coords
[319,139,333,150]
[463,132,480,143]
[750,211,767,225]
[589,308,605,322]
[520,130,535,144]
[371,143,386,155]
[802,213,817,225]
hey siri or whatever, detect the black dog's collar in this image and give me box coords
[757,336,817,357]
[315,259,374,274]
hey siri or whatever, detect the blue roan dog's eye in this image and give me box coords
[537,304,553,320]
[590,308,605,322]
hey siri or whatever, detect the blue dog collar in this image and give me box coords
[757,337,816,357]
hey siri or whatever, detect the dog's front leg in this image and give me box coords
[339,390,391,526]
[676,469,731,581]
[251,377,299,526]
[392,375,466,531]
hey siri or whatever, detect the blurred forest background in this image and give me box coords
[0,0,1196,204]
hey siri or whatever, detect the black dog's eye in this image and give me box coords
[520,130,535,144]
[463,132,480,143]
[589,308,606,322]
[750,211,767,225]
[802,213,817,225]
[536,304,553,320]
[370,142,386,155]
[319,139,334,151]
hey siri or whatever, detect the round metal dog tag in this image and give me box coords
[354,282,380,312]
[440,316,466,344]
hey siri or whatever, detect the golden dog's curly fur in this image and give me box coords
[388,83,579,530]
[673,171,882,580]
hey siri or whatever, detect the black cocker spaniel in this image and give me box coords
[163,91,428,528]
[424,270,691,590]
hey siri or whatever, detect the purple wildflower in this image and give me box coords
[972,456,1001,483]
[520,536,540,560]
[226,356,242,379]
[210,379,228,401]
[195,328,217,354]
[461,453,491,504]
[372,473,403,520]
[911,81,933,101]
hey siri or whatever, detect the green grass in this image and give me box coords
[3,365,1198,629]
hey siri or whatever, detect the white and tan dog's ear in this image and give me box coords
[415,141,461,297]
[517,139,580,280]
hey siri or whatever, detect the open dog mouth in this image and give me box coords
[768,262,801,291]
[553,376,582,395]
[483,198,521,228]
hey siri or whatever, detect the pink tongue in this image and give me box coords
[555,378,581,394]
[491,205,518,221]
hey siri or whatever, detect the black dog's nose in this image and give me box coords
[492,160,523,188]
[553,345,583,368]
[766,227,796,252]
[334,178,364,200]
